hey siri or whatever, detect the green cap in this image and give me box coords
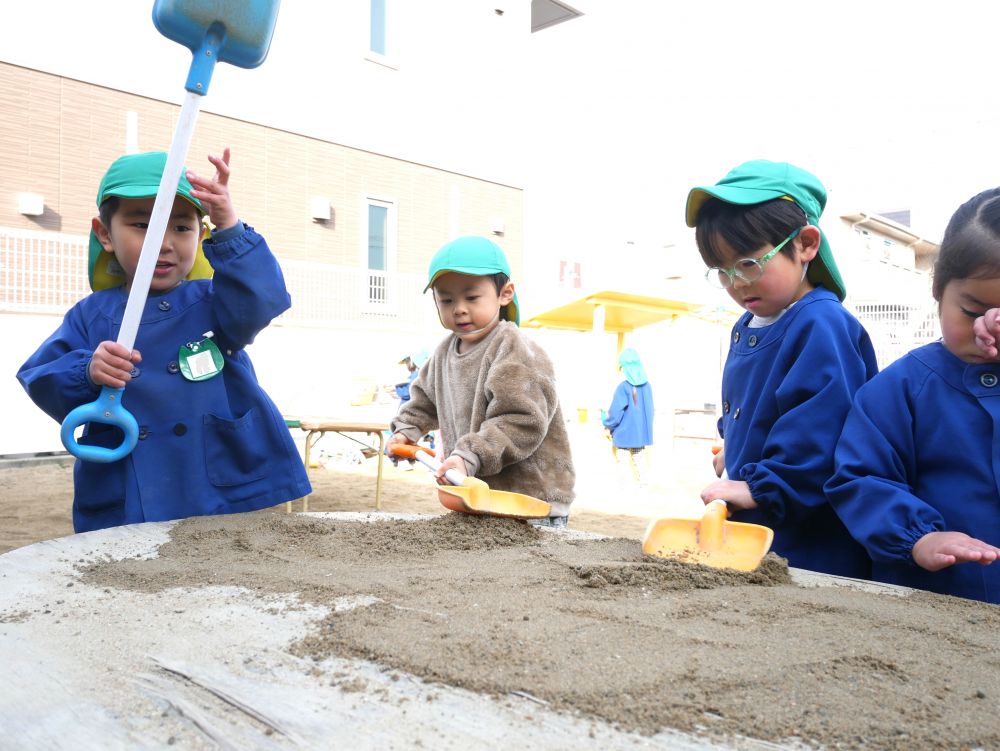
[88,151,209,291]
[425,236,519,325]
[685,160,846,301]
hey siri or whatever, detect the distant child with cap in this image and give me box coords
[394,349,430,404]
[602,348,654,482]
[17,149,310,533]
[826,187,1000,603]
[685,160,878,577]
[387,236,576,527]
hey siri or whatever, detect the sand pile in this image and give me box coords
[77,512,1000,750]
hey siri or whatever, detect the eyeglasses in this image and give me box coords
[705,228,802,289]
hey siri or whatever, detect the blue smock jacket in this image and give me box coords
[395,370,418,402]
[602,381,653,449]
[826,342,1000,603]
[17,225,311,533]
[719,287,878,577]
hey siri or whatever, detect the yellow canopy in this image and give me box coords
[522,290,702,334]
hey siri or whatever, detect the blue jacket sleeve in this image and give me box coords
[602,382,629,431]
[204,225,292,352]
[16,304,101,422]
[738,314,875,526]
[825,372,944,564]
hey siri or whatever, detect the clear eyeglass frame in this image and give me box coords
[705,227,803,289]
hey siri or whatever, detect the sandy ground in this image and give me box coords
[0,424,710,556]
[3,433,1000,749]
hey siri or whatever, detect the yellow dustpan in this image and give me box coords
[389,445,550,519]
[642,499,774,571]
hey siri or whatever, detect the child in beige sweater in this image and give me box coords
[387,236,575,526]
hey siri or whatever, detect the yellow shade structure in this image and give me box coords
[522,290,702,343]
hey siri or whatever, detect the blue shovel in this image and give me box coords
[60,0,281,463]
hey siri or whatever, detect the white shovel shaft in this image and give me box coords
[117,90,203,352]
[412,448,465,487]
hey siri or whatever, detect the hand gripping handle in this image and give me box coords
[388,444,465,486]
[60,386,140,463]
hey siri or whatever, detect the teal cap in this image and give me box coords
[618,348,647,386]
[88,151,207,291]
[425,236,519,325]
[685,160,846,301]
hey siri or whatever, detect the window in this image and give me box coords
[370,0,386,56]
[362,196,397,308]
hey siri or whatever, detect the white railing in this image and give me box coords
[0,226,436,334]
[278,259,436,331]
[0,227,90,313]
[851,301,940,370]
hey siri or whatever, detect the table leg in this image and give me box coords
[374,430,385,510]
[302,429,323,513]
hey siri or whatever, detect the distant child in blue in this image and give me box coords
[602,348,654,477]
[394,350,430,404]
[827,188,1000,603]
[686,160,878,577]
[17,149,310,533]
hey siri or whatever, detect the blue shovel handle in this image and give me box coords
[61,386,140,463]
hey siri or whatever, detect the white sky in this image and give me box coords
[4,0,1000,287]
[524,2,1000,264]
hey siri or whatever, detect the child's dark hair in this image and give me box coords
[488,271,510,294]
[932,187,1000,301]
[695,197,808,268]
[98,197,120,230]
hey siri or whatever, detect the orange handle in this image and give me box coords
[389,444,421,459]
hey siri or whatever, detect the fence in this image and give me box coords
[0,227,90,314]
[2,226,942,360]
[851,302,940,370]
[0,226,436,335]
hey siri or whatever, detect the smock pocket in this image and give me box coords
[75,425,127,515]
[203,409,268,486]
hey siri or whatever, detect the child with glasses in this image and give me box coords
[826,188,1000,603]
[685,160,878,577]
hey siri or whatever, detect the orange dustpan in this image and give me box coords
[389,444,550,519]
[642,499,774,572]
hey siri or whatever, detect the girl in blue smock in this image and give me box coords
[602,347,654,451]
[686,160,879,578]
[826,188,1000,603]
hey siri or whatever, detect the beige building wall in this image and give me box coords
[0,62,523,279]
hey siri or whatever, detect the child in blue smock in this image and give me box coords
[17,149,310,533]
[394,350,429,404]
[686,160,878,578]
[603,348,654,480]
[826,188,1000,603]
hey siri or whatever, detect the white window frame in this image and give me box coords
[360,194,398,312]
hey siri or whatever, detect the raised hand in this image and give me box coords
[186,147,238,232]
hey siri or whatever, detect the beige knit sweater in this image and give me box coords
[390,321,575,515]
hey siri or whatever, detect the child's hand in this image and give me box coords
[973,308,1000,359]
[89,341,142,388]
[699,479,756,510]
[187,148,238,232]
[911,531,1000,572]
[386,432,415,453]
[435,455,469,485]
[711,444,725,477]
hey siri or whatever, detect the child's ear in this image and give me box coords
[499,281,515,306]
[91,216,114,253]
[797,225,821,262]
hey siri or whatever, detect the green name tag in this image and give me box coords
[178,331,224,382]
